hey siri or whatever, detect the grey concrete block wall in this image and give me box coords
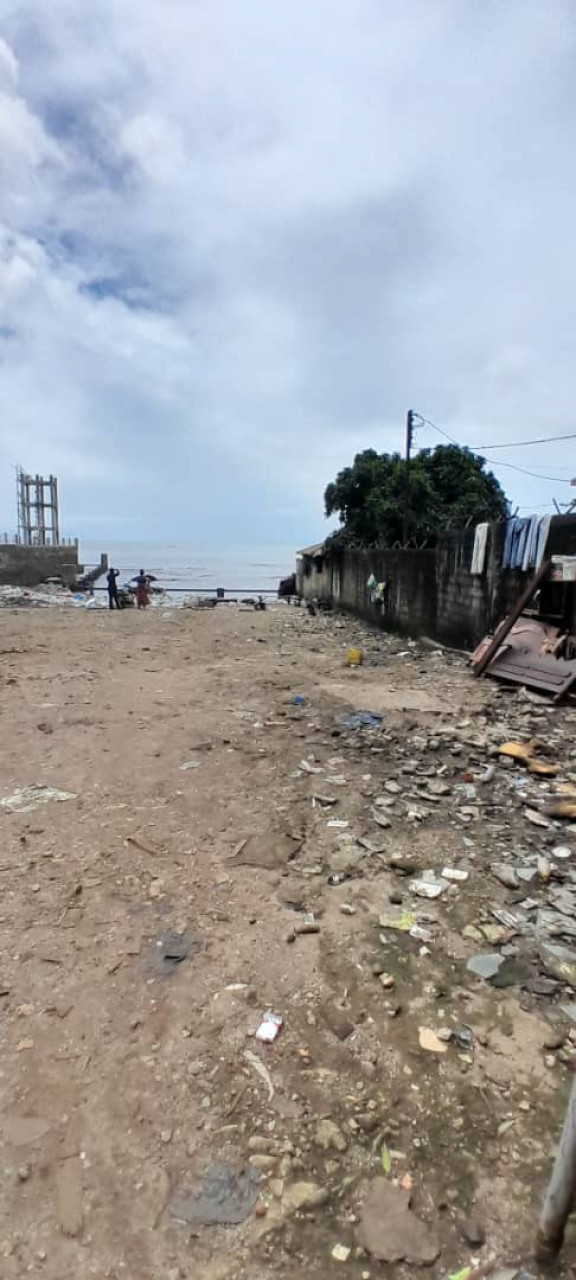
[0,544,80,587]
[297,516,576,650]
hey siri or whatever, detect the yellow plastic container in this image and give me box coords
[346,647,364,666]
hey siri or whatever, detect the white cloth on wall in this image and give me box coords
[471,522,489,575]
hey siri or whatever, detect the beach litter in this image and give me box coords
[0,785,77,814]
[255,1013,283,1043]
[340,711,381,730]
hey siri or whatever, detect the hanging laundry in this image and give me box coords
[471,523,489,575]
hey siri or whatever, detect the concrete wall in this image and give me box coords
[298,516,576,650]
[0,543,81,587]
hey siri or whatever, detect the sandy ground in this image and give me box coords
[1,601,576,1280]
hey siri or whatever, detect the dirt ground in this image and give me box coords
[1,601,576,1280]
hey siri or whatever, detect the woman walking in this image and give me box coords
[135,569,149,610]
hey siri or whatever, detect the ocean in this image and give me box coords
[79,541,296,595]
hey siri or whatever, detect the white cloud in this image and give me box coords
[0,0,575,542]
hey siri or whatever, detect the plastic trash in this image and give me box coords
[340,711,381,730]
[255,1013,283,1043]
[293,694,305,705]
[346,647,364,666]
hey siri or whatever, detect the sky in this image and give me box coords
[1,0,576,546]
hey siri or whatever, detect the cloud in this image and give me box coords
[0,0,575,545]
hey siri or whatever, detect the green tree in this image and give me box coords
[324,444,508,547]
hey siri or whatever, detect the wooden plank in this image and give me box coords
[473,559,551,677]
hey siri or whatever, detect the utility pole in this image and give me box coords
[402,409,414,545]
[536,1074,576,1263]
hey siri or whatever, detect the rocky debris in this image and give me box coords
[170,1163,260,1227]
[314,1119,347,1153]
[419,1026,448,1054]
[356,1178,440,1265]
[282,1181,329,1212]
[467,954,505,981]
[234,832,302,869]
[538,941,576,989]
[321,1001,355,1041]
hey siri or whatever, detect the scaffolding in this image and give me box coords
[16,469,60,546]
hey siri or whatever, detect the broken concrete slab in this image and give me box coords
[539,941,576,989]
[467,953,505,981]
[234,833,302,870]
[170,1163,259,1227]
[356,1178,440,1265]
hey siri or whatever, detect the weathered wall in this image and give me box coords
[0,543,80,587]
[298,516,576,650]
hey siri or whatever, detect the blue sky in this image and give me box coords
[1,0,575,545]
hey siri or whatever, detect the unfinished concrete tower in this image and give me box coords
[17,469,60,546]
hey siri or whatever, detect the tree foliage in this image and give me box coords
[324,444,509,547]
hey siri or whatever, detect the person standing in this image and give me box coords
[107,567,120,610]
[135,569,150,610]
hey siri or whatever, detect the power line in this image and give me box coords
[475,431,576,450]
[413,413,573,484]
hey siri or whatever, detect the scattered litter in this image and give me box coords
[552,845,573,859]
[346,647,364,666]
[419,1027,448,1054]
[331,1244,351,1263]
[126,834,162,856]
[255,1013,283,1043]
[146,931,200,977]
[441,867,469,882]
[452,1025,475,1051]
[380,1144,392,1174]
[170,1163,259,1226]
[379,910,416,932]
[328,873,349,886]
[340,711,381,730]
[467,953,505,981]
[243,1049,275,1100]
[524,808,550,828]
[409,878,446,900]
[546,799,576,820]
[1,785,77,813]
[327,819,349,829]
[293,694,305,705]
[299,759,324,774]
[180,759,201,771]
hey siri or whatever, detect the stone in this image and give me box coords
[314,1120,347,1153]
[467,953,504,981]
[462,1216,485,1246]
[170,1163,259,1226]
[248,1136,276,1153]
[249,1155,277,1171]
[282,1181,329,1212]
[18,1165,31,1182]
[356,1178,440,1265]
[321,1001,355,1041]
[539,942,576,990]
[419,1027,448,1054]
[378,973,395,990]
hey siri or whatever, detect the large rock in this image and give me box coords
[356,1179,440,1265]
[539,941,576,989]
[283,1182,329,1212]
[314,1119,347,1153]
